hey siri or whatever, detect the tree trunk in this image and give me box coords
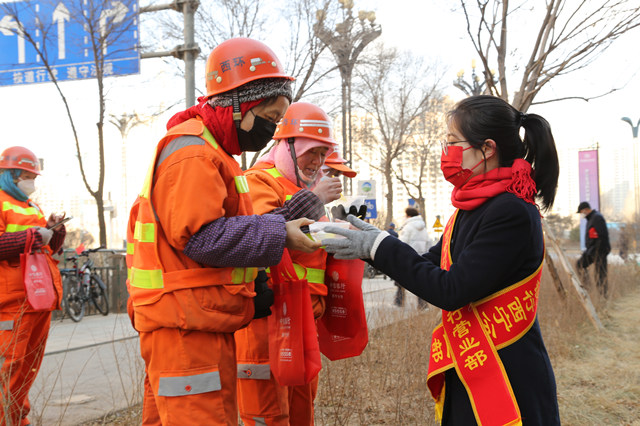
[384,160,394,227]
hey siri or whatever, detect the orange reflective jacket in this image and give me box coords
[246,163,328,299]
[126,118,258,333]
[0,190,61,312]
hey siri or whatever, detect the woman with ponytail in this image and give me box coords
[322,95,561,425]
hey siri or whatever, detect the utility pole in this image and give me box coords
[140,0,200,107]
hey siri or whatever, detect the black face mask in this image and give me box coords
[237,115,277,152]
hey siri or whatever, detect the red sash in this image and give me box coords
[427,210,542,425]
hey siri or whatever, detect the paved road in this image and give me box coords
[29,276,427,425]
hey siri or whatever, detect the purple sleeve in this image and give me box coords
[183,214,286,267]
[271,189,325,221]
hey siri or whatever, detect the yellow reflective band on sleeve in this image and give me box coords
[306,267,325,284]
[234,176,249,194]
[201,126,219,149]
[5,224,34,232]
[127,268,131,280]
[231,267,257,284]
[245,267,258,282]
[134,221,155,243]
[265,168,283,179]
[293,264,325,284]
[2,201,43,218]
[127,242,135,255]
[285,195,293,201]
[130,267,164,289]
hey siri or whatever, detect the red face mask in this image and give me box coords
[440,145,485,188]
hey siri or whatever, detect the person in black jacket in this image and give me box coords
[576,201,610,297]
[322,95,561,425]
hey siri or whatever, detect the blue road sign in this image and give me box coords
[364,199,377,219]
[0,0,139,86]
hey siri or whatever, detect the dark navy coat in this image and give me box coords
[373,193,560,425]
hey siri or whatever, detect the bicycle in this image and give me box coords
[59,247,110,322]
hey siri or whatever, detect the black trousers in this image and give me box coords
[577,251,608,298]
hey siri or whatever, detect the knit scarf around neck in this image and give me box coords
[0,170,28,202]
[166,96,263,156]
[451,158,537,210]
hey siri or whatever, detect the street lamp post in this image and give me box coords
[453,60,496,97]
[314,0,381,194]
[621,117,640,222]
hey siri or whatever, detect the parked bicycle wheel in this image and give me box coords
[64,276,86,322]
[89,275,109,315]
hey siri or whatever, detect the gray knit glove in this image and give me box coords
[322,215,389,260]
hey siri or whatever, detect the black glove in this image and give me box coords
[352,205,367,219]
[253,270,274,319]
[331,205,348,221]
[331,204,368,221]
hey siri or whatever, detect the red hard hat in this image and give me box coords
[0,146,41,175]
[205,37,294,97]
[272,102,338,145]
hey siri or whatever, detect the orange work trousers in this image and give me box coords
[139,327,238,425]
[235,316,319,426]
[0,309,51,426]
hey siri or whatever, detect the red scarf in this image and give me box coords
[451,159,537,210]
[166,96,263,156]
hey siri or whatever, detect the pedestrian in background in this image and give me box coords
[393,207,429,309]
[322,95,561,425]
[0,146,66,426]
[235,102,342,426]
[576,201,611,297]
[126,38,320,425]
[386,222,398,238]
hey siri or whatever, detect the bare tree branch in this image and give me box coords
[458,0,640,111]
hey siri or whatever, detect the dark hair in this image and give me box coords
[405,207,420,217]
[447,95,559,210]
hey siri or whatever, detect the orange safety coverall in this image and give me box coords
[126,119,257,425]
[235,163,327,426]
[0,190,62,426]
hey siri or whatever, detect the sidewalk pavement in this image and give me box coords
[30,276,426,425]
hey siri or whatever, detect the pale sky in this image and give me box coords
[1,0,639,224]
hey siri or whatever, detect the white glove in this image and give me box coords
[322,215,389,260]
[36,227,53,245]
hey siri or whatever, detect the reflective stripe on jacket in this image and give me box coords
[126,118,257,332]
[245,163,328,297]
[0,190,62,312]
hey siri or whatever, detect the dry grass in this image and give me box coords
[314,261,640,425]
[74,261,640,426]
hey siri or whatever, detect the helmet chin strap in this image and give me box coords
[232,90,242,129]
[287,138,304,188]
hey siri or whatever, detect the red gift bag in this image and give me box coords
[317,257,369,360]
[268,249,322,386]
[21,228,56,310]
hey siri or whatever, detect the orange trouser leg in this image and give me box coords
[0,310,51,426]
[288,375,318,426]
[236,318,289,426]
[142,371,161,426]
[139,328,238,426]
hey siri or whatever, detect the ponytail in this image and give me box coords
[521,114,559,210]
